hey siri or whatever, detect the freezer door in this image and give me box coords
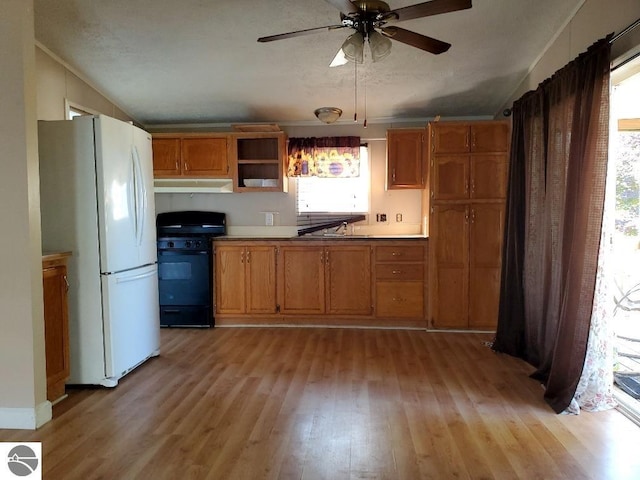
[132,124,158,266]
[95,115,140,273]
[101,264,160,384]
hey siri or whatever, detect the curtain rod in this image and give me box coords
[610,17,640,44]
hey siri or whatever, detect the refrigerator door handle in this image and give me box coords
[115,268,157,284]
[132,146,145,246]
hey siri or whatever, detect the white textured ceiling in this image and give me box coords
[34,0,583,126]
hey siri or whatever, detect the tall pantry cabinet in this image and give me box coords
[428,121,509,329]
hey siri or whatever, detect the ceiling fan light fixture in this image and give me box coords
[340,32,365,64]
[330,48,349,67]
[368,30,392,62]
[314,107,343,124]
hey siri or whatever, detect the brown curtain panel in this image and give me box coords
[493,36,612,413]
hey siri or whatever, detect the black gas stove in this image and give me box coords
[156,211,226,327]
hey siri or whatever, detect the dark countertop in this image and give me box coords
[214,235,428,242]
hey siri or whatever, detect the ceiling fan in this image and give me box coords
[257,0,472,66]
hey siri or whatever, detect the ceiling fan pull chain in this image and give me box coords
[354,59,358,123]
[364,60,368,128]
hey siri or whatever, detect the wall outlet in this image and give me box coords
[396,213,403,222]
[265,212,274,226]
[376,213,387,222]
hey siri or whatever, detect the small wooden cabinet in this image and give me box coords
[215,244,277,315]
[374,243,427,322]
[231,133,288,192]
[152,134,229,178]
[42,252,71,403]
[278,244,372,316]
[428,120,509,330]
[386,128,426,189]
[431,122,509,154]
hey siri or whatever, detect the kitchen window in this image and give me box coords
[296,146,369,214]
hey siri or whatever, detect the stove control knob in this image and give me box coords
[185,240,192,248]
[195,240,201,248]
[168,241,174,248]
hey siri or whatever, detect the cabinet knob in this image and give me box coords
[63,275,70,292]
[392,270,401,274]
[391,252,402,256]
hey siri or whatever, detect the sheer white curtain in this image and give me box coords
[566,118,618,414]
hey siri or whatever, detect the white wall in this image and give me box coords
[153,121,428,235]
[500,0,640,113]
[36,46,133,122]
[0,0,50,429]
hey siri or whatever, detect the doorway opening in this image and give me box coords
[610,56,640,421]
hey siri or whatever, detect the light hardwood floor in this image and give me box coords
[2,327,639,479]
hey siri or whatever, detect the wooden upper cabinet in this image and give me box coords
[432,155,470,200]
[152,135,229,178]
[152,138,181,176]
[387,129,425,189]
[430,121,509,201]
[232,133,288,192]
[181,137,228,176]
[431,121,509,154]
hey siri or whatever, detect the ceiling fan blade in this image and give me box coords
[386,0,471,22]
[324,0,359,15]
[258,25,346,43]
[381,26,451,54]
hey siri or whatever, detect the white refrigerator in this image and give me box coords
[39,115,160,387]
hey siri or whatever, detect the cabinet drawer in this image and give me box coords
[375,263,423,281]
[375,246,424,263]
[376,282,424,318]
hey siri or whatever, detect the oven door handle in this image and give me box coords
[158,250,209,256]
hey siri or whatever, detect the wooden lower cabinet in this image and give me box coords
[42,253,71,403]
[278,246,325,314]
[430,203,504,329]
[278,244,372,316]
[214,239,426,326]
[325,245,372,315]
[215,244,277,315]
[374,244,427,323]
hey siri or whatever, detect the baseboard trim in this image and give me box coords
[0,401,52,430]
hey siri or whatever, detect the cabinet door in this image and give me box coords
[469,204,505,329]
[43,264,70,402]
[325,246,372,315]
[246,246,277,314]
[279,246,325,314]
[470,123,509,152]
[470,154,508,200]
[215,245,246,314]
[431,124,469,153]
[387,129,424,189]
[152,138,181,176]
[430,205,469,328]
[432,155,469,200]
[182,137,228,176]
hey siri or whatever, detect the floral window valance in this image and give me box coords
[288,136,360,178]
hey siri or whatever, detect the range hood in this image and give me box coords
[153,178,233,194]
